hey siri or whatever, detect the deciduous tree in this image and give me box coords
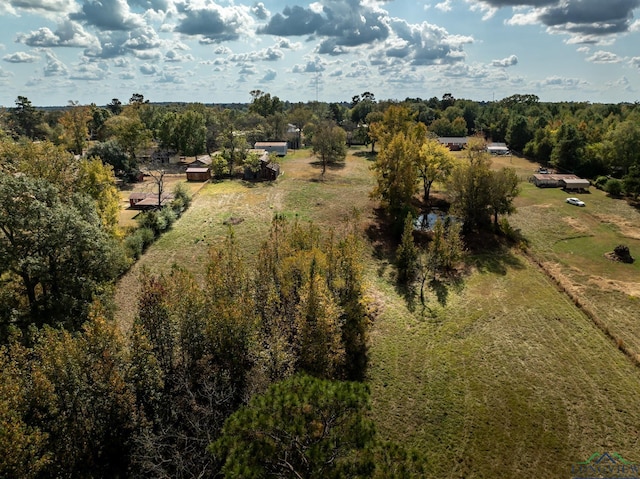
[58,101,91,155]
[415,138,455,210]
[312,120,347,177]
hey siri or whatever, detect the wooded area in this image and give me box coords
[1,91,640,477]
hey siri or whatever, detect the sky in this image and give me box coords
[0,0,639,107]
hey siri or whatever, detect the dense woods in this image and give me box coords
[1,91,640,476]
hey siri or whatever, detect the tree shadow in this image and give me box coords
[309,160,347,171]
[352,151,377,161]
[365,207,397,277]
[469,247,525,275]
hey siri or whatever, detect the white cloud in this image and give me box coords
[586,50,621,63]
[70,0,145,31]
[174,2,255,43]
[251,2,270,20]
[3,51,41,63]
[228,47,284,63]
[165,50,194,62]
[435,0,454,12]
[491,54,518,67]
[607,76,634,91]
[43,51,68,76]
[537,75,588,88]
[140,63,160,75]
[69,61,109,80]
[17,21,99,48]
[260,68,277,82]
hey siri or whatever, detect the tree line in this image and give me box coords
[3,92,639,193]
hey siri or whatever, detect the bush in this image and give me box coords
[172,183,191,211]
[159,207,177,230]
[594,176,609,189]
[125,231,144,259]
[138,227,155,250]
[124,227,156,259]
[605,178,623,196]
[211,154,228,179]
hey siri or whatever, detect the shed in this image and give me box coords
[129,192,150,207]
[262,161,280,181]
[243,151,280,181]
[562,178,590,191]
[129,192,174,209]
[254,141,288,156]
[487,143,510,155]
[532,174,579,188]
[186,167,211,182]
[437,137,468,151]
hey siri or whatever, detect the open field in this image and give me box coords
[114,147,640,476]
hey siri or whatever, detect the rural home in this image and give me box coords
[254,141,288,156]
[437,137,468,151]
[186,167,211,181]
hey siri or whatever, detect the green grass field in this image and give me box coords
[114,148,640,476]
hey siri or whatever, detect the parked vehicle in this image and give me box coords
[566,197,585,207]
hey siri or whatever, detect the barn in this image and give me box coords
[487,143,510,155]
[254,141,288,156]
[243,150,280,181]
[186,167,211,182]
[531,174,589,191]
[437,137,468,151]
[561,178,590,192]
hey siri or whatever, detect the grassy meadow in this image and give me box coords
[114,148,640,476]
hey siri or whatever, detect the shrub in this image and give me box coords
[124,227,156,259]
[604,178,623,196]
[125,231,144,259]
[594,176,609,189]
[159,207,177,230]
[138,227,155,250]
[173,183,191,211]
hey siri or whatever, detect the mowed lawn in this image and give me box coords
[114,148,640,476]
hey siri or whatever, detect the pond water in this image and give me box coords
[414,211,458,231]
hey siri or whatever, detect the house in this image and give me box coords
[186,167,211,181]
[437,137,468,151]
[254,141,288,156]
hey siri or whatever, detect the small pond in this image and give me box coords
[414,210,458,231]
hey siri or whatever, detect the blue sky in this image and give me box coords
[1,0,639,107]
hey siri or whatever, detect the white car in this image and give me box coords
[566,197,585,207]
